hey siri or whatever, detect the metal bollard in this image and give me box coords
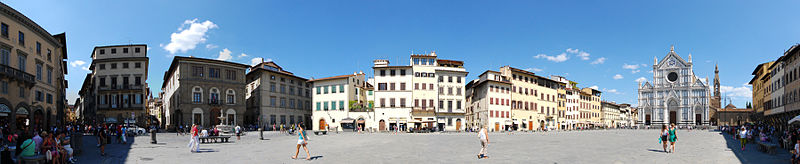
[150,129,157,144]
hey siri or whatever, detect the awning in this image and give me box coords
[340,118,355,124]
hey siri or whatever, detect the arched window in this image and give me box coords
[210,88,220,104]
[226,109,236,125]
[226,89,235,104]
[192,108,203,125]
[192,86,203,103]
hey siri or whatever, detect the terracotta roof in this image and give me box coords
[309,74,361,82]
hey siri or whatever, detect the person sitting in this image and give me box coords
[201,129,209,138]
[16,133,35,164]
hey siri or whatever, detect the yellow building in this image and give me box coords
[580,88,602,127]
[748,61,773,120]
[0,2,69,132]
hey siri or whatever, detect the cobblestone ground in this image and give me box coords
[75,129,790,164]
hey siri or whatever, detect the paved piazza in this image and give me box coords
[76,129,789,164]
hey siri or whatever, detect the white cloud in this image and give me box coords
[162,19,218,54]
[534,53,568,62]
[81,66,90,71]
[217,48,232,61]
[589,85,599,90]
[69,60,86,67]
[720,84,752,98]
[635,77,647,83]
[566,48,590,60]
[239,53,248,58]
[613,74,624,80]
[205,44,218,49]
[623,63,643,73]
[251,57,274,66]
[603,88,620,94]
[524,68,543,72]
[591,57,606,64]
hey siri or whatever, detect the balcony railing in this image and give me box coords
[0,64,35,87]
[98,84,146,91]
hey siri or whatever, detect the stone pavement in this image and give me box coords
[75,129,790,164]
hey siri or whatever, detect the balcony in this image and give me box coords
[208,99,222,106]
[98,84,146,92]
[0,64,35,87]
[412,107,435,116]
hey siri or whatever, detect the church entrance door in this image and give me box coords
[669,111,677,125]
[695,114,702,125]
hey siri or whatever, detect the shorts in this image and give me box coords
[661,136,667,142]
[297,139,306,145]
[64,145,73,155]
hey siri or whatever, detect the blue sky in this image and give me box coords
[6,0,800,107]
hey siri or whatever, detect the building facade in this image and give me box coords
[580,88,602,127]
[310,73,374,132]
[81,45,148,125]
[162,56,248,129]
[638,46,710,127]
[0,2,68,132]
[371,52,467,132]
[749,61,774,120]
[245,61,312,129]
[601,101,620,128]
[466,71,512,132]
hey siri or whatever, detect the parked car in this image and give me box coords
[125,125,147,136]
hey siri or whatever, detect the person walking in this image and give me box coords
[668,123,678,153]
[99,128,107,156]
[660,125,669,153]
[740,126,748,151]
[477,125,489,159]
[188,124,200,152]
[235,125,242,140]
[291,124,312,160]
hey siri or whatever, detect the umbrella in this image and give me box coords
[788,115,800,125]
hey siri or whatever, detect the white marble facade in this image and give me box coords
[638,46,710,127]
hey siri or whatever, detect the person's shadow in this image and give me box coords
[309,156,323,160]
[194,148,217,153]
[647,149,666,153]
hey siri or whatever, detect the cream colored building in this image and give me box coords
[84,45,149,125]
[0,2,69,131]
[552,76,580,130]
[371,52,468,132]
[601,101,620,128]
[466,71,512,132]
[578,88,602,128]
[311,73,375,132]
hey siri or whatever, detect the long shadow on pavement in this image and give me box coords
[720,131,791,164]
[76,134,135,164]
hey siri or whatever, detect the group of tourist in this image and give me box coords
[0,123,79,164]
[658,123,679,153]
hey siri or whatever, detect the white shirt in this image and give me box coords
[740,130,747,139]
[479,128,487,141]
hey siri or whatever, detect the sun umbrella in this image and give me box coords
[788,115,800,125]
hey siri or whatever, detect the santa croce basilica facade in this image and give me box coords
[638,46,710,127]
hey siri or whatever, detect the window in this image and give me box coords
[99,77,106,86]
[380,70,386,76]
[18,31,24,46]
[457,101,461,109]
[340,84,345,92]
[18,86,24,98]
[135,77,141,85]
[316,102,321,111]
[122,63,129,68]
[324,101,329,110]
[438,76,444,82]
[99,49,105,54]
[270,97,276,107]
[0,23,7,37]
[35,91,43,101]
[17,54,25,71]
[46,93,53,104]
[111,48,116,54]
[193,66,203,77]
[99,64,105,70]
[192,87,203,103]
[457,77,461,83]
[36,42,41,54]
[390,98,396,107]
[280,98,286,107]
[400,83,406,90]
[226,89,236,104]
[390,70,396,76]
[316,86,321,94]
[226,70,236,80]
[270,83,276,92]
[399,98,406,107]
[123,48,128,53]
[380,98,385,107]
[46,67,52,84]
[339,100,345,110]
[209,68,220,78]
[368,90,373,96]
[378,83,387,90]
[35,63,42,81]
[400,70,406,76]
[135,47,141,53]
[0,48,8,65]
[448,76,453,83]
[439,100,444,109]
[46,49,51,62]
[331,85,337,93]
[110,63,117,69]
[0,80,6,94]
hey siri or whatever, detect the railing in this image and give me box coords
[208,99,221,105]
[0,64,35,85]
[98,84,146,91]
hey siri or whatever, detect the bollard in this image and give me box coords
[150,129,157,144]
[259,128,264,140]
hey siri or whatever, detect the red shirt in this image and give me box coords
[192,125,199,136]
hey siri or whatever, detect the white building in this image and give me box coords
[371,52,467,132]
[638,46,710,127]
[311,72,375,132]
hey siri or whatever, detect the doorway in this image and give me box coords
[695,114,702,125]
[455,119,462,131]
[319,119,327,130]
[494,122,500,131]
[379,120,386,131]
[645,114,651,125]
[528,121,533,131]
[669,111,677,125]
